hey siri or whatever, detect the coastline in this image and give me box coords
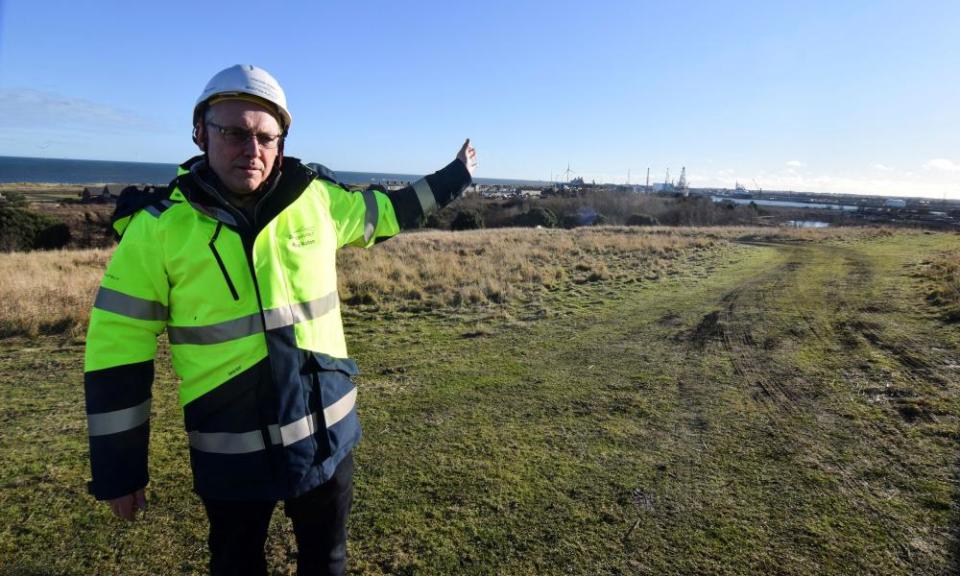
[0,156,549,189]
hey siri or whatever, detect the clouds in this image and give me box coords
[922,158,960,172]
[0,88,157,130]
[690,156,959,198]
[0,88,187,161]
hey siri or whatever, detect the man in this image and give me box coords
[83,64,476,575]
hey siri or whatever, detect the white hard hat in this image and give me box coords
[194,64,292,132]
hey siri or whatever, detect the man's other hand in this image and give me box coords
[457,138,478,177]
[108,488,147,521]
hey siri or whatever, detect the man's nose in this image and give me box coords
[241,135,262,155]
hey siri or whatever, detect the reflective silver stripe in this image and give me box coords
[186,391,355,454]
[324,387,357,427]
[411,178,436,215]
[361,189,379,243]
[188,429,265,454]
[279,389,355,446]
[169,292,339,345]
[146,199,174,218]
[94,287,168,322]
[87,398,152,437]
[279,412,318,446]
[168,312,263,345]
[262,292,340,331]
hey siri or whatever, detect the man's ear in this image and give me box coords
[193,123,206,151]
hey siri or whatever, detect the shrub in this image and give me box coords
[2,192,28,207]
[0,205,71,251]
[560,207,605,228]
[626,213,659,226]
[35,223,72,250]
[423,212,445,229]
[658,196,728,226]
[450,210,484,231]
[512,207,558,228]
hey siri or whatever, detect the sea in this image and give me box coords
[0,156,546,188]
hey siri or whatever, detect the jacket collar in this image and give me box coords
[173,155,317,231]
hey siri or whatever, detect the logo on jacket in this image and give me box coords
[289,226,317,248]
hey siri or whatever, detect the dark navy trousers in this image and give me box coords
[201,453,354,576]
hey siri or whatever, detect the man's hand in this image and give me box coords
[457,138,478,177]
[108,488,147,521]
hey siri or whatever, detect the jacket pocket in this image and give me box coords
[303,352,361,462]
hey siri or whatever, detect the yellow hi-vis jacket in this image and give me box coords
[84,155,471,500]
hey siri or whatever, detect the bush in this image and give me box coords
[512,207,558,228]
[2,192,28,207]
[560,207,605,229]
[0,205,71,251]
[658,196,728,226]
[626,213,659,226]
[423,212,445,229]
[35,223,72,250]
[450,210,484,231]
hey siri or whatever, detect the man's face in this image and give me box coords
[202,99,282,197]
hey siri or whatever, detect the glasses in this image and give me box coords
[206,121,282,149]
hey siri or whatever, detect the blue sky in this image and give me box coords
[0,0,958,198]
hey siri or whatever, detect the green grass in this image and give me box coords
[2,229,960,575]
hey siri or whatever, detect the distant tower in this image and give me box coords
[646,167,650,193]
[677,166,689,196]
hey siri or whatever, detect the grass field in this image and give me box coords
[1,226,959,575]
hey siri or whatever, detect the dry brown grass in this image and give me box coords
[336,227,726,311]
[0,248,110,338]
[0,226,899,339]
[922,249,960,321]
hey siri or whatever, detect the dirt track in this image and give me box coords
[613,238,960,574]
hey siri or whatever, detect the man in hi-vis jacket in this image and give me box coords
[83,64,477,576]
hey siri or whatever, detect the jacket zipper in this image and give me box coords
[208,222,240,301]
[190,165,281,466]
[239,231,284,469]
